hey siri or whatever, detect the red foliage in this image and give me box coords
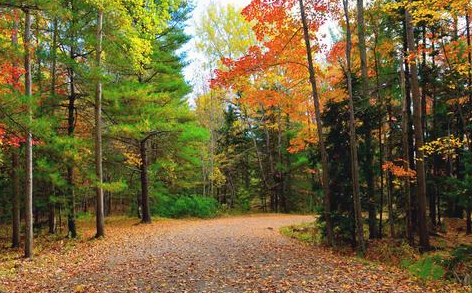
[0,123,23,148]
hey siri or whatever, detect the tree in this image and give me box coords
[404,0,430,250]
[10,11,21,249]
[298,0,334,246]
[94,9,105,238]
[356,0,377,239]
[343,0,365,253]
[24,7,34,258]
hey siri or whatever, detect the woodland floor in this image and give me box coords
[0,214,465,292]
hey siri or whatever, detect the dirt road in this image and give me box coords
[2,215,434,292]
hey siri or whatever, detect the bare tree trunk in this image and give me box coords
[373,32,384,238]
[299,0,334,246]
[48,18,58,236]
[401,61,412,243]
[11,12,21,249]
[67,3,77,237]
[357,0,376,239]
[24,8,34,258]
[261,106,277,211]
[344,0,366,253]
[431,29,439,227]
[405,3,430,250]
[402,18,417,238]
[140,139,151,223]
[94,10,105,238]
[12,150,21,247]
[466,9,472,152]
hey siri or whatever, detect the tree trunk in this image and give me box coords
[465,9,472,155]
[48,196,55,234]
[430,29,438,227]
[299,0,334,246]
[67,5,77,237]
[357,0,376,239]
[401,61,413,244]
[405,3,430,250]
[140,139,151,223]
[48,18,58,236]
[374,37,384,239]
[402,18,417,237]
[344,0,366,253]
[12,149,21,248]
[94,10,105,238]
[261,106,277,211]
[385,91,395,239]
[242,106,269,212]
[24,8,34,258]
[467,208,471,235]
[11,14,21,249]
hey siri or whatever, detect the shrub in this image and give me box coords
[235,188,251,212]
[151,193,219,219]
[402,256,446,280]
[366,240,417,266]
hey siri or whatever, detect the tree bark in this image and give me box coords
[344,0,366,253]
[299,0,334,246]
[467,9,472,108]
[67,3,77,237]
[401,60,412,244]
[402,18,417,238]
[430,29,438,227]
[373,31,384,238]
[48,18,58,236]
[140,139,151,223]
[11,150,21,248]
[405,3,430,250]
[11,12,21,249]
[24,8,34,258]
[465,9,472,152]
[242,106,269,211]
[94,9,105,238]
[357,0,376,239]
[48,185,56,234]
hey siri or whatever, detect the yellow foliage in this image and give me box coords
[209,167,226,188]
[420,135,465,159]
[123,151,142,167]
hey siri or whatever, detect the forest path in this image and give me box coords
[4,214,429,292]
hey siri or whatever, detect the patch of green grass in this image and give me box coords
[279,222,320,244]
[402,255,446,281]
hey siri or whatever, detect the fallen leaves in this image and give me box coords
[0,215,468,292]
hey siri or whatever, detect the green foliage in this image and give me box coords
[280,222,320,245]
[444,245,472,274]
[76,212,94,221]
[402,256,446,280]
[99,181,128,193]
[235,188,251,212]
[195,2,256,63]
[151,192,220,219]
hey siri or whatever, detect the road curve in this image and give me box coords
[4,214,431,292]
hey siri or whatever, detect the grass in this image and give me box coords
[279,219,472,290]
[279,221,320,245]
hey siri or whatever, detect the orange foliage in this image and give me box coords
[382,159,417,179]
